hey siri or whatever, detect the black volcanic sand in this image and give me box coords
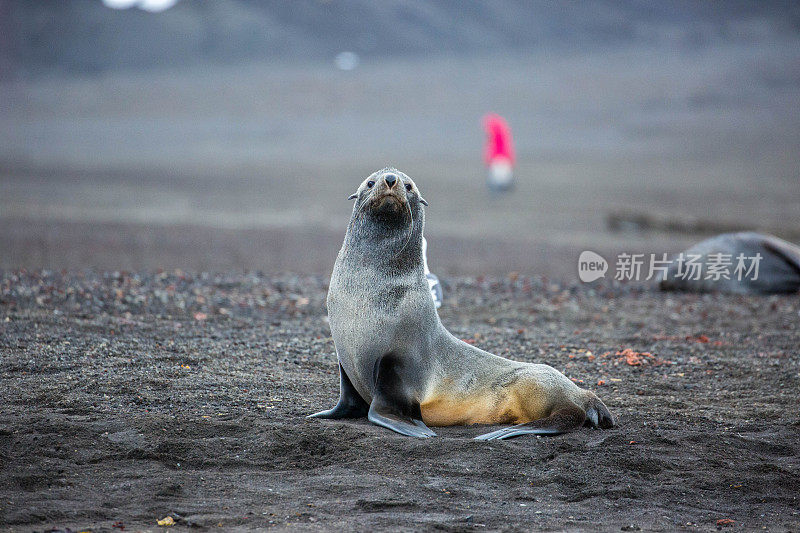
[0,271,798,532]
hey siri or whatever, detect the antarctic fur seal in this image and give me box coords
[308,168,615,439]
[659,232,800,294]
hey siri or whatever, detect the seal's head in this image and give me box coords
[348,167,428,226]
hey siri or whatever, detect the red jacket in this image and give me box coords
[483,114,515,166]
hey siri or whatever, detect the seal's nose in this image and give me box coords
[384,174,397,188]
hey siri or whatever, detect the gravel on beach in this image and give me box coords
[1,270,798,531]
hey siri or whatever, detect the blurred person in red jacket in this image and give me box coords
[483,113,515,192]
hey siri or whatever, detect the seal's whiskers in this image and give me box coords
[394,199,414,258]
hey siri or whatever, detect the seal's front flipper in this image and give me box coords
[307,363,369,419]
[366,354,437,438]
[368,401,436,438]
[475,405,585,441]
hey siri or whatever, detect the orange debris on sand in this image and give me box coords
[599,348,670,367]
[617,348,653,366]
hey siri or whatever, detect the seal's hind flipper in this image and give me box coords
[368,402,436,438]
[366,353,437,438]
[583,396,615,429]
[307,363,369,419]
[474,405,586,441]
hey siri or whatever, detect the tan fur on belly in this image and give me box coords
[420,382,551,427]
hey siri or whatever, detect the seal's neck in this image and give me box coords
[342,210,424,274]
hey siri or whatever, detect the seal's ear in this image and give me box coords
[348,193,358,200]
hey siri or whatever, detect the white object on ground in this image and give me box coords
[487,159,513,191]
[422,237,443,308]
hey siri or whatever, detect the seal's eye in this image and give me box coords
[405,184,412,191]
[367,181,375,188]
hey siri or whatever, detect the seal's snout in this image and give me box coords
[352,168,426,221]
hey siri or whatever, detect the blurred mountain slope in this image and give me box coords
[6,0,800,77]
